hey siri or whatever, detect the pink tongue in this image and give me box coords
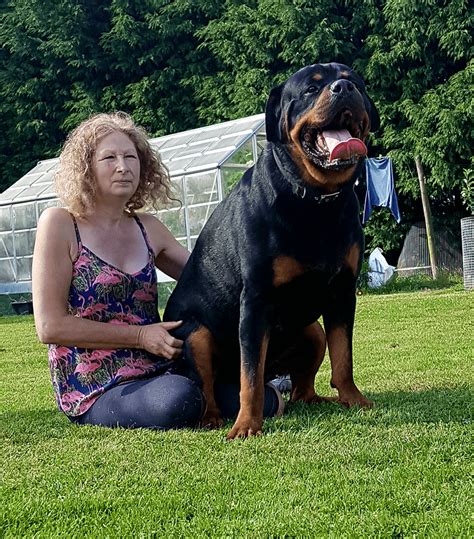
[322,129,367,161]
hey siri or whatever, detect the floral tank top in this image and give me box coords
[48,214,171,417]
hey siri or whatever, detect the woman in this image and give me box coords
[33,112,283,430]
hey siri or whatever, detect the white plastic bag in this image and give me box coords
[368,247,395,288]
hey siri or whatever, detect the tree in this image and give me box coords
[1,0,471,260]
[363,0,473,255]
[0,0,222,191]
[193,0,383,123]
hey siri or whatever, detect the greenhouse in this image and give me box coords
[0,113,266,295]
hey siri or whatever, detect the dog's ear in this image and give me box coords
[265,82,284,143]
[366,94,380,132]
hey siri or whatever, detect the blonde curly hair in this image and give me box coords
[54,112,173,217]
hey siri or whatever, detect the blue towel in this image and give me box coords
[363,157,401,224]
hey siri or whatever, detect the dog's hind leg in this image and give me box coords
[188,326,224,429]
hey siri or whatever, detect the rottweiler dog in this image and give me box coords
[164,62,379,439]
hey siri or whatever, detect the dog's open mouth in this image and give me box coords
[300,109,368,170]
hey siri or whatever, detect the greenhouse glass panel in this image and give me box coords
[0,207,11,232]
[14,184,49,203]
[226,139,255,167]
[13,203,37,230]
[166,156,198,175]
[188,203,219,235]
[39,183,59,198]
[158,134,193,150]
[14,173,43,188]
[28,161,56,175]
[221,167,247,195]
[14,230,36,257]
[7,188,28,202]
[190,236,199,250]
[207,135,245,153]
[172,140,214,159]
[0,259,16,282]
[166,177,184,209]
[16,257,32,280]
[159,147,181,161]
[191,127,230,142]
[156,208,186,238]
[0,232,13,257]
[225,118,264,135]
[34,170,55,186]
[185,150,230,172]
[185,172,219,206]
[38,199,60,216]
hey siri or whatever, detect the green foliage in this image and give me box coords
[364,0,473,244]
[363,207,410,256]
[1,0,472,256]
[194,0,382,123]
[461,165,474,215]
[0,0,222,190]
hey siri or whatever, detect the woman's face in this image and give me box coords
[92,131,141,204]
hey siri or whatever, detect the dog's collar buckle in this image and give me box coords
[295,185,341,204]
[316,191,341,204]
[295,185,307,198]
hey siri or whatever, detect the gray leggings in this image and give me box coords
[71,374,281,430]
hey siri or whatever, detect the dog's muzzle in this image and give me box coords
[300,86,370,171]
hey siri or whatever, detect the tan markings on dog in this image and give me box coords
[345,243,360,275]
[273,256,306,287]
[326,325,352,389]
[312,72,323,81]
[226,333,269,439]
[326,325,373,408]
[188,326,222,428]
[290,322,328,403]
[339,71,350,78]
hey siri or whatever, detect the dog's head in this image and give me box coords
[266,63,380,188]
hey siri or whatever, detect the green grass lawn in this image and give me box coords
[1,289,473,537]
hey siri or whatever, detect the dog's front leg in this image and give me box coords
[226,289,270,440]
[323,272,373,408]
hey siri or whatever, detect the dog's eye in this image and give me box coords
[305,85,319,95]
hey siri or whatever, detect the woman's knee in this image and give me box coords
[146,374,205,429]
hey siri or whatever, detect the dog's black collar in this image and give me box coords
[271,144,350,204]
[293,184,343,203]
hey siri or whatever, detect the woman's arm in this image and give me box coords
[32,208,183,359]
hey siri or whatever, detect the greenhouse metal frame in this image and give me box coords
[0,114,266,294]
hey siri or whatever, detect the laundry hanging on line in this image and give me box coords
[363,157,401,224]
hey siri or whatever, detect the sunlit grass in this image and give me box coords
[1,289,473,537]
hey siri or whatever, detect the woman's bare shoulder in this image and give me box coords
[37,206,72,227]
[135,212,177,252]
[135,212,170,235]
[37,207,76,248]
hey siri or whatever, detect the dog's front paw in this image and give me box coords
[226,418,263,440]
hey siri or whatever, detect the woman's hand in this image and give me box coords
[137,321,184,359]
